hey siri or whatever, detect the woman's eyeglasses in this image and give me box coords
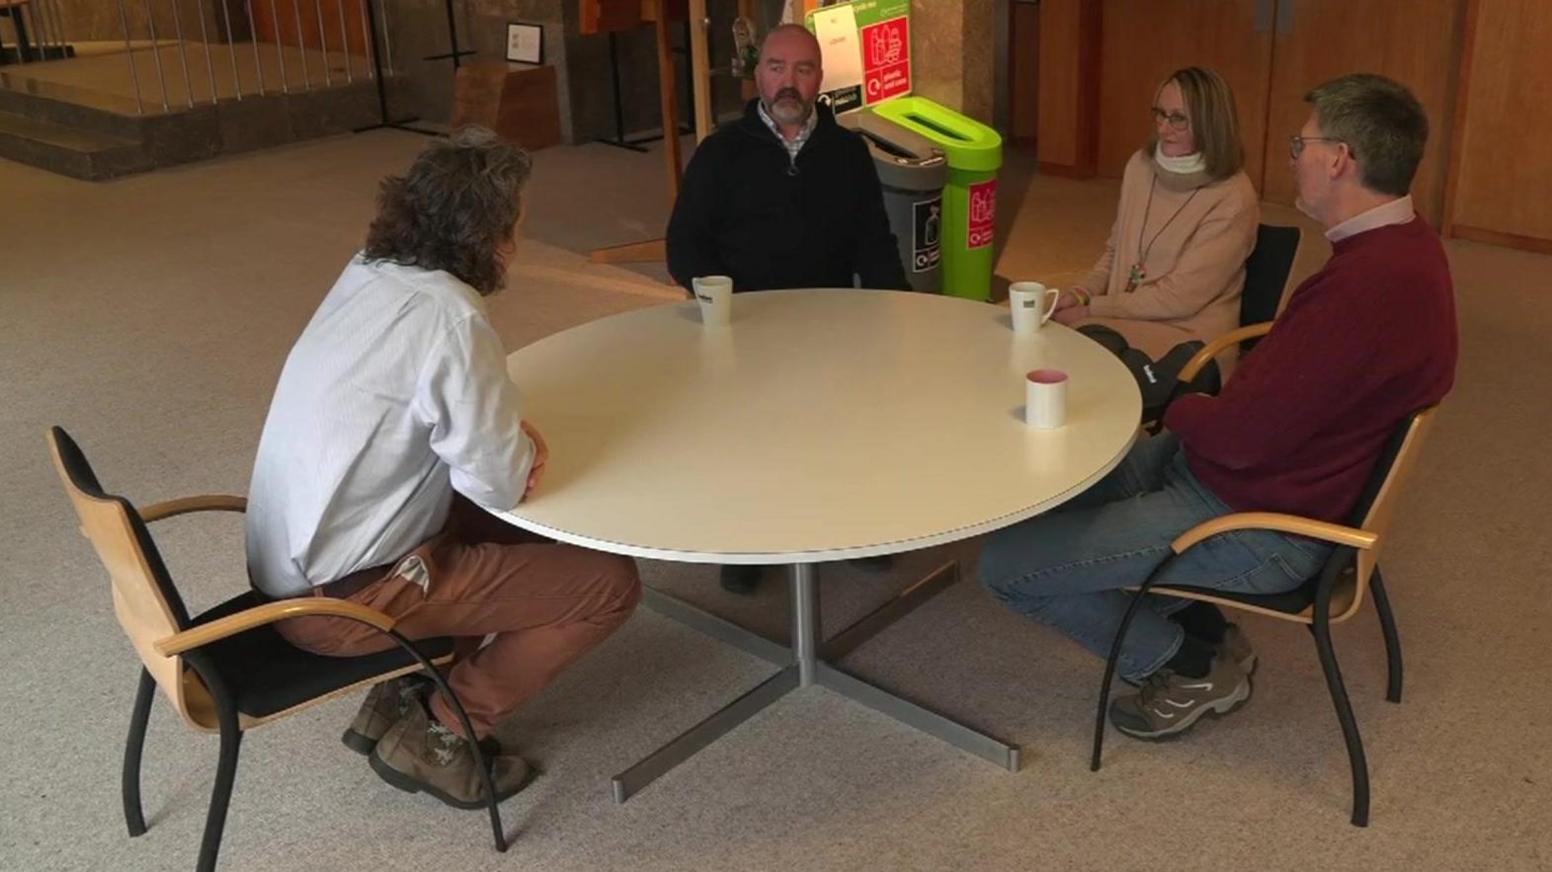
[1151,107,1190,131]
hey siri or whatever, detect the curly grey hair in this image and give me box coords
[363,126,533,295]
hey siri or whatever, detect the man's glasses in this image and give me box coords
[1151,107,1190,131]
[1289,135,1348,159]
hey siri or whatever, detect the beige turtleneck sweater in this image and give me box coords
[1074,149,1260,371]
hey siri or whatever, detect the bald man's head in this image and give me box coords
[756,24,823,131]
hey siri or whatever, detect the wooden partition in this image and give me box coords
[252,0,370,55]
[1444,0,1552,253]
[1094,0,1272,188]
[1034,0,1100,176]
[1260,0,1464,223]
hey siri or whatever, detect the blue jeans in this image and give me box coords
[978,434,1332,681]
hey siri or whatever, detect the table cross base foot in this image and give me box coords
[613,561,1022,802]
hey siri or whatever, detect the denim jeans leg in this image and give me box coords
[978,437,1302,681]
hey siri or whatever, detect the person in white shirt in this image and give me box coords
[246,127,641,810]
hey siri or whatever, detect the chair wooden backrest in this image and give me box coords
[48,427,219,731]
[1152,405,1439,626]
[1340,406,1438,609]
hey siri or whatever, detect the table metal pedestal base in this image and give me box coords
[612,562,1022,802]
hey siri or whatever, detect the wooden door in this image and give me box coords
[1096,0,1275,187]
[1009,0,1040,144]
[1261,0,1466,222]
[1444,0,1552,251]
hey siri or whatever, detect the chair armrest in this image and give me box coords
[140,494,247,522]
[1172,511,1377,555]
[154,598,396,657]
[1176,322,1274,384]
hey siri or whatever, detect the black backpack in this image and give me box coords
[1077,324,1222,422]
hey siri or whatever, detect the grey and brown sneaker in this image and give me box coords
[368,701,534,810]
[1108,653,1251,740]
[342,675,431,755]
[1222,624,1256,675]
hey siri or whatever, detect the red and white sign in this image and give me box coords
[861,17,911,105]
[968,179,997,249]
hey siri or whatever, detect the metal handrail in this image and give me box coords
[1,0,387,115]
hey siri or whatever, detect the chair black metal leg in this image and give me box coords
[123,668,155,837]
[196,707,243,872]
[1369,567,1404,703]
[388,630,507,853]
[1091,553,1176,771]
[1308,617,1370,827]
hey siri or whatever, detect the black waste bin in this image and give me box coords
[842,110,949,292]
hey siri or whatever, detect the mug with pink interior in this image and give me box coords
[1025,368,1068,429]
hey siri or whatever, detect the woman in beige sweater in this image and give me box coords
[1054,67,1259,372]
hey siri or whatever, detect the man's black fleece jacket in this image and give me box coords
[666,99,909,293]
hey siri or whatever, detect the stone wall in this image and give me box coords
[910,0,996,124]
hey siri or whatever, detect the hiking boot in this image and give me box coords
[341,674,431,755]
[720,564,764,595]
[368,701,534,810]
[1123,624,1258,688]
[1222,624,1256,675]
[1108,653,1251,741]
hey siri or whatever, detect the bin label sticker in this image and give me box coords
[862,17,911,104]
[912,197,942,273]
[968,179,997,249]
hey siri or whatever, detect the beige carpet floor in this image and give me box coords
[1,130,1548,871]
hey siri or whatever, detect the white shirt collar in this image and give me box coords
[1325,195,1416,243]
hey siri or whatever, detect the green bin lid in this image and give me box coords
[871,96,1002,172]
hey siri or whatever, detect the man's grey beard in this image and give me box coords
[765,95,813,127]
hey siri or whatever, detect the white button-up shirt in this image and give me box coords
[246,256,536,598]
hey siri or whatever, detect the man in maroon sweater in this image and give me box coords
[980,74,1457,740]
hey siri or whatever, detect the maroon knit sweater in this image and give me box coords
[1164,217,1457,522]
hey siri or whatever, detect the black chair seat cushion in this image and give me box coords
[187,591,455,719]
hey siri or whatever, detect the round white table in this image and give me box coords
[499,289,1141,800]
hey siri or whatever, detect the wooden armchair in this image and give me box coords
[47,427,507,872]
[1090,406,1439,827]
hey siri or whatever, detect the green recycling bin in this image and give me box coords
[872,96,1003,301]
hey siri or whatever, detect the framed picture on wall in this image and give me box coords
[506,22,544,65]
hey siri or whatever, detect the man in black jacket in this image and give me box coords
[667,24,908,593]
[666,24,909,294]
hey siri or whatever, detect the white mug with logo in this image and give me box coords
[1009,281,1062,334]
[692,275,733,327]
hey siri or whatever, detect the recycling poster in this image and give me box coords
[804,0,912,115]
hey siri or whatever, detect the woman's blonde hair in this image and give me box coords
[1148,66,1244,181]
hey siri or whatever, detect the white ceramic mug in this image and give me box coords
[1009,281,1062,334]
[1025,368,1069,429]
[692,275,733,327]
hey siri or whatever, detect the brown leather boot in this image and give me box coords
[341,675,430,755]
[368,701,533,810]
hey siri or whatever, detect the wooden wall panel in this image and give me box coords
[1446,0,1552,248]
[252,0,369,55]
[1096,0,1273,188]
[1009,0,1039,144]
[1035,0,1100,175]
[1261,0,1465,223]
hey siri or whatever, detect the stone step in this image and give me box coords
[0,110,152,180]
[0,80,149,139]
